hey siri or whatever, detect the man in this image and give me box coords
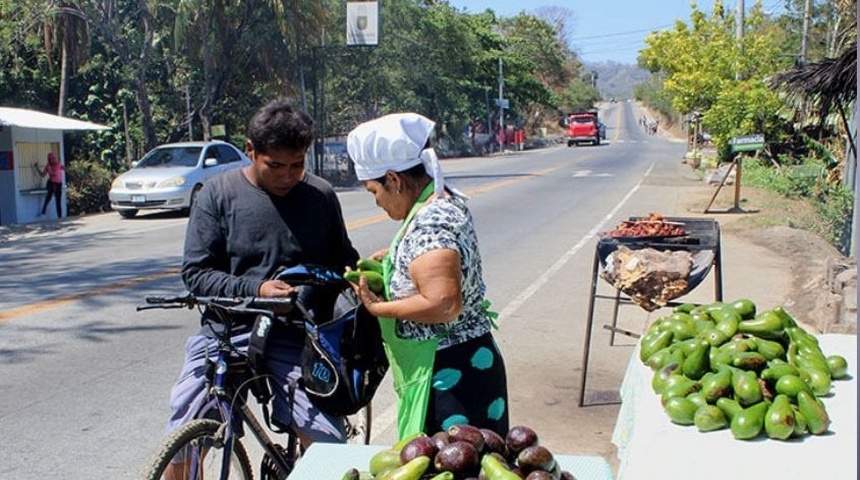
[164,99,359,477]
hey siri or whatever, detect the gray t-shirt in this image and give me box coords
[181,168,358,336]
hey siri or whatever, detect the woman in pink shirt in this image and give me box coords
[37,152,64,218]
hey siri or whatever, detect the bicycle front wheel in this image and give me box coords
[139,419,253,480]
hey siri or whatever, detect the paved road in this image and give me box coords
[0,100,769,478]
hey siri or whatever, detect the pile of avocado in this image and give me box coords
[342,424,576,480]
[641,299,849,440]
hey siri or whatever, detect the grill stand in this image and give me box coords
[578,217,723,407]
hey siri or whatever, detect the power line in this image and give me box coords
[570,24,674,41]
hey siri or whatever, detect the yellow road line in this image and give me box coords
[0,268,181,321]
[612,105,623,142]
[345,164,564,229]
[2,163,566,321]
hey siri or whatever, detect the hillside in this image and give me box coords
[584,61,651,100]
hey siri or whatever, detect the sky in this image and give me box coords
[447,1,787,65]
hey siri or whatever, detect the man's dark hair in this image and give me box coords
[247,98,314,153]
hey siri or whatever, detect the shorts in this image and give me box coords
[166,330,346,443]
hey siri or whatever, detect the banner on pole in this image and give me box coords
[346,1,379,46]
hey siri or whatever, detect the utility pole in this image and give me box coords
[498,58,504,141]
[185,85,193,141]
[736,0,745,80]
[800,0,812,66]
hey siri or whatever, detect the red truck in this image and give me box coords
[566,110,604,146]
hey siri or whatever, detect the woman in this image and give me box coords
[347,112,508,438]
[37,152,64,218]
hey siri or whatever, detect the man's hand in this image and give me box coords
[258,279,297,314]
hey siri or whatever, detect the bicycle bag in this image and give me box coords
[259,265,388,417]
[300,287,388,416]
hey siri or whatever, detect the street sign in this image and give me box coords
[494,98,509,109]
[730,134,765,152]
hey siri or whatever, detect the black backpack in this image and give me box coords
[254,265,388,417]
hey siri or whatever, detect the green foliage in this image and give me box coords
[65,158,114,216]
[742,157,853,253]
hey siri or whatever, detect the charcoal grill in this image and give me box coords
[578,216,722,407]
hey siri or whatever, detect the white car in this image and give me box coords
[109,140,250,218]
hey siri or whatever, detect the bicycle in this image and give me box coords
[137,293,372,480]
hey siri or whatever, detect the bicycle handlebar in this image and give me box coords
[137,293,297,318]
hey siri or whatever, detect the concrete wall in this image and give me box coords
[0,126,65,225]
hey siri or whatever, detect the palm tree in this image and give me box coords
[47,2,90,115]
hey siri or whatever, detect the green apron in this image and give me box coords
[379,182,441,440]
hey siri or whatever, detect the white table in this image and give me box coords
[612,334,857,480]
[288,443,614,479]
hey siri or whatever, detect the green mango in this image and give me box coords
[771,306,798,328]
[377,455,430,480]
[699,328,730,348]
[826,355,849,379]
[795,350,831,375]
[730,401,768,440]
[716,397,744,421]
[694,404,728,432]
[750,337,787,362]
[791,405,808,437]
[682,342,710,380]
[732,369,763,407]
[760,361,800,383]
[340,467,360,480]
[663,396,698,425]
[646,347,674,371]
[480,453,520,480]
[686,391,709,409]
[704,301,728,312]
[692,316,717,334]
[774,374,813,399]
[797,390,830,435]
[666,317,697,341]
[713,314,740,338]
[763,394,795,440]
[710,307,741,324]
[730,351,768,372]
[729,298,757,319]
[639,330,674,364]
[651,363,681,394]
[709,349,734,371]
[426,472,455,480]
[719,337,755,353]
[344,269,385,294]
[356,257,384,274]
[798,367,831,397]
[701,368,733,403]
[673,303,698,314]
[738,311,785,340]
[370,448,404,477]
[661,375,701,404]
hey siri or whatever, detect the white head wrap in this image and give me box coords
[347,112,462,197]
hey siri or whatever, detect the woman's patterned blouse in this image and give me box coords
[389,193,492,349]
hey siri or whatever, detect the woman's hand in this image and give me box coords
[353,275,385,317]
[369,248,389,262]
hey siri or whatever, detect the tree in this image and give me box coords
[637,1,790,156]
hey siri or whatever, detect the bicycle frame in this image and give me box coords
[139,292,372,480]
[141,295,303,479]
[203,332,303,478]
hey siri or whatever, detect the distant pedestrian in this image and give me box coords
[35,152,63,218]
